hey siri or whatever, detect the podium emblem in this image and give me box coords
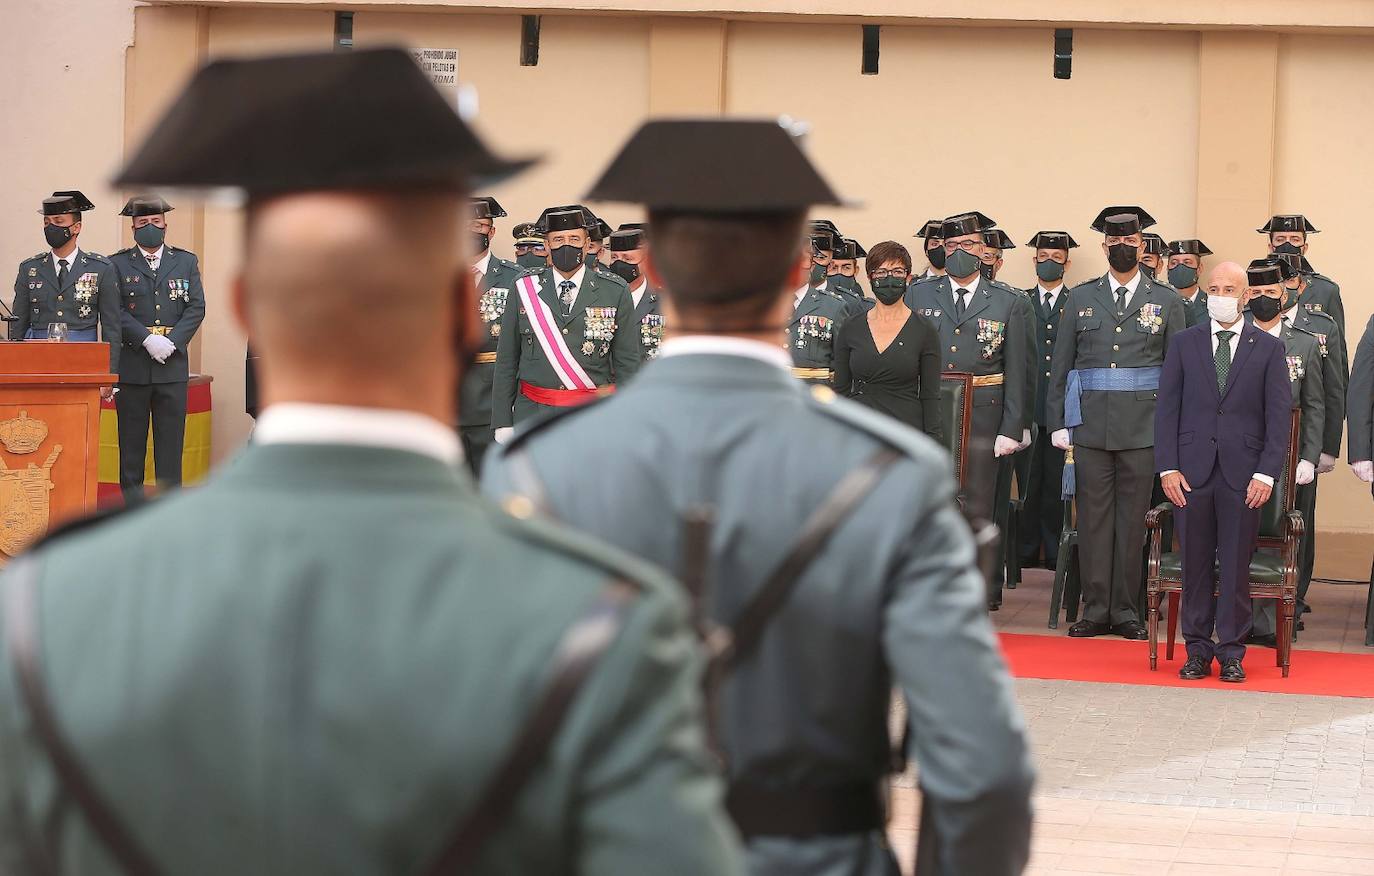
[0,412,49,455]
[0,445,62,558]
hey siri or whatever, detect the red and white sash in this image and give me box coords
[516,275,596,391]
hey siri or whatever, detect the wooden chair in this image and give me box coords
[938,373,974,499]
[1146,408,1303,676]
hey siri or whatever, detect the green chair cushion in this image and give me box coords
[1156,551,1286,587]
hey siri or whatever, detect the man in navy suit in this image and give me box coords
[1155,260,1292,683]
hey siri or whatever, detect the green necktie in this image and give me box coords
[1215,330,1235,392]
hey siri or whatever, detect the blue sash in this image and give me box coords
[1061,366,1162,497]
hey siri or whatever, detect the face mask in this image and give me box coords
[1207,294,1241,324]
[44,224,72,249]
[927,245,946,270]
[809,262,827,285]
[1168,264,1198,289]
[1249,295,1283,322]
[1282,284,1301,311]
[609,260,640,284]
[945,248,981,279]
[1035,259,1065,282]
[471,231,490,254]
[1107,243,1139,273]
[551,244,584,273]
[1140,262,1157,279]
[979,261,996,281]
[134,223,166,249]
[871,276,906,305]
[517,252,545,269]
[1273,242,1303,256]
[831,275,859,296]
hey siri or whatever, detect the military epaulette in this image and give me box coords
[24,252,48,263]
[82,252,110,264]
[114,246,137,256]
[820,288,847,303]
[805,385,946,470]
[1301,308,1338,329]
[500,395,613,453]
[988,279,1022,297]
[910,273,942,288]
[593,267,629,289]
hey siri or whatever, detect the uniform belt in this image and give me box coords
[726,782,885,839]
[970,373,1005,387]
[519,381,614,407]
[473,351,497,364]
[791,367,833,380]
[145,326,173,336]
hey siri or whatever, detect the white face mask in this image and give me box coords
[1207,294,1242,324]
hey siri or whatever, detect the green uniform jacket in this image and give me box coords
[0,443,744,876]
[788,288,850,384]
[1347,315,1374,479]
[459,254,526,428]
[633,286,665,361]
[10,249,121,372]
[483,353,1035,876]
[1300,272,1347,361]
[1286,306,1347,458]
[1274,322,1326,465]
[907,275,1029,440]
[491,265,641,427]
[1047,273,1186,450]
[1027,286,1070,426]
[1178,288,1208,328]
[109,246,206,384]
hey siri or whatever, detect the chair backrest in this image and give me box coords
[1257,407,1301,542]
[939,372,974,489]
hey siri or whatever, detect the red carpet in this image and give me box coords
[999,632,1374,698]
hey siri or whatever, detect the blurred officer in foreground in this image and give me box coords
[109,195,206,504]
[485,118,1034,876]
[0,48,742,876]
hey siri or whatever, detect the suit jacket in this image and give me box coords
[11,249,121,371]
[1348,314,1374,470]
[788,288,850,380]
[1155,321,1291,492]
[483,353,1034,876]
[1027,286,1070,426]
[1047,273,1187,450]
[490,265,641,427]
[907,275,1029,439]
[109,246,206,384]
[0,443,743,876]
[459,254,525,428]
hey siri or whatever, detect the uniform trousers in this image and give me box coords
[1178,467,1261,663]
[116,381,188,503]
[1018,430,1065,566]
[459,426,495,478]
[1073,445,1154,625]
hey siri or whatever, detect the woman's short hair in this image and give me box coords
[865,240,912,275]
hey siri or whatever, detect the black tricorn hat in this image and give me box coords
[470,199,493,220]
[119,195,174,217]
[1026,230,1078,250]
[1142,233,1166,255]
[1247,257,1295,286]
[1167,238,1212,257]
[1098,213,1142,237]
[811,218,843,238]
[590,218,612,241]
[585,118,846,211]
[607,229,645,252]
[982,229,1017,250]
[811,230,835,252]
[842,238,866,258]
[1091,205,1157,234]
[617,221,649,239]
[512,221,544,243]
[541,208,587,234]
[833,240,858,260]
[472,196,507,218]
[1273,251,1314,276]
[114,48,534,195]
[915,219,944,240]
[941,211,996,239]
[40,190,95,215]
[1257,214,1319,234]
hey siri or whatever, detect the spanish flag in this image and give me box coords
[97,376,213,508]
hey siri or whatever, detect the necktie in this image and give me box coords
[559,280,576,317]
[57,258,69,289]
[955,290,967,319]
[1115,287,1127,314]
[1044,291,1052,312]
[1215,330,1235,392]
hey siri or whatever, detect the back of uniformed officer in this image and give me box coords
[484,119,1034,876]
[109,196,207,503]
[0,49,743,876]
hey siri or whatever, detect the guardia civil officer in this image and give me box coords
[979,228,1015,282]
[511,221,547,269]
[490,206,640,437]
[906,212,1030,609]
[1018,231,1076,569]
[790,233,853,385]
[484,116,1033,876]
[0,48,743,876]
[458,196,525,474]
[1261,214,1347,361]
[808,222,867,317]
[109,196,206,503]
[911,218,946,283]
[1349,313,1374,490]
[1049,207,1186,639]
[10,191,121,386]
[1166,239,1212,327]
[604,228,664,360]
[828,237,867,299]
[1140,233,1171,286]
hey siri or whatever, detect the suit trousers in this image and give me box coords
[459,425,495,478]
[116,381,188,503]
[1178,467,1261,663]
[1018,431,1065,565]
[1073,445,1154,625]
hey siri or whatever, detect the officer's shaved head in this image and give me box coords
[235,190,475,420]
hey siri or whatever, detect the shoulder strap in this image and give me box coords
[3,558,165,876]
[425,576,638,875]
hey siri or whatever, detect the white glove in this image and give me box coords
[493,427,514,445]
[1353,460,1374,483]
[1295,460,1316,486]
[1318,452,1337,474]
[1051,429,1072,451]
[1017,428,1032,451]
[142,333,176,363]
[993,435,1019,457]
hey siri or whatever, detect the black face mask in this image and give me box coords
[584,252,598,268]
[871,276,906,305]
[1107,243,1140,273]
[471,231,490,254]
[609,259,640,284]
[551,244,584,273]
[1249,295,1283,322]
[1140,261,1157,279]
[44,224,73,249]
[979,261,996,281]
[517,252,545,269]
[1036,259,1066,282]
[809,262,827,285]
[831,275,859,296]
[926,244,946,270]
[1273,242,1303,256]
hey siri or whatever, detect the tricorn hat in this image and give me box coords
[1167,238,1212,257]
[915,219,944,240]
[941,211,996,240]
[1257,214,1318,235]
[40,190,95,215]
[540,208,587,234]
[982,229,1017,251]
[472,196,507,218]
[607,229,645,252]
[1247,256,1296,286]
[1091,205,1157,234]
[118,195,174,217]
[1142,233,1166,255]
[1272,250,1314,276]
[1026,230,1078,250]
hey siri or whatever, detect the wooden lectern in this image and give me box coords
[0,341,115,564]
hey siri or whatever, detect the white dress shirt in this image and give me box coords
[138,244,166,272]
[472,250,492,279]
[950,274,981,310]
[794,284,810,309]
[254,403,463,467]
[1035,284,1061,311]
[630,279,647,308]
[52,248,81,276]
[657,335,792,372]
[1108,269,1142,301]
[552,263,587,301]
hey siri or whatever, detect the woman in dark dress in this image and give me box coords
[832,240,943,442]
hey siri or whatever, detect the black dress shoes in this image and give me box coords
[1113,620,1149,640]
[1179,655,1211,680]
[987,600,1002,612]
[1067,619,1111,637]
[1219,659,1246,683]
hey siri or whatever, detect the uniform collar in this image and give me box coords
[254,403,463,467]
[52,248,81,271]
[950,274,981,296]
[553,263,587,288]
[1107,270,1142,294]
[473,251,492,276]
